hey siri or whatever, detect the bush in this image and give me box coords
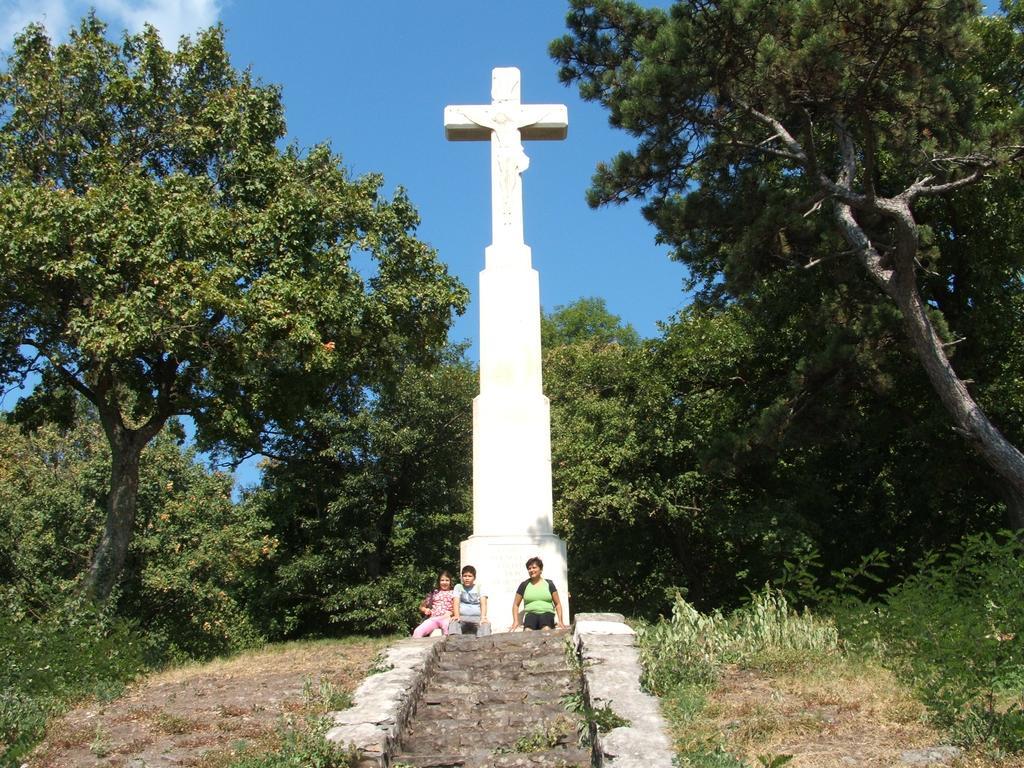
[838,531,1024,753]
[0,595,146,766]
[123,454,271,662]
[321,567,426,636]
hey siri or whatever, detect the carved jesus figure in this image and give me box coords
[444,68,568,247]
[449,104,532,235]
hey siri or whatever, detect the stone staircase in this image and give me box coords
[391,628,592,767]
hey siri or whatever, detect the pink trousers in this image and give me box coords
[412,616,450,638]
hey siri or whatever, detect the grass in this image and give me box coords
[301,677,353,712]
[663,654,941,766]
[637,587,959,767]
[212,716,360,768]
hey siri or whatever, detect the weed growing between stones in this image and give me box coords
[367,650,393,675]
[494,715,576,754]
[562,690,630,747]
[563,635,583,675]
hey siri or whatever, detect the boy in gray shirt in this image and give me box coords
[449,565,491,636]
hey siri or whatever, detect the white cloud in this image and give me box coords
[0,0,71,51]
[95,0,221,46]
[0,0,221,52]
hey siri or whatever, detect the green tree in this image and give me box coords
[544,299,691,615]
[0,402,271,659]
[552,0,1024,525]
[242,350,476,636]
[546,290,1003,614]
[541,296,640,349]
[0,16,467,600]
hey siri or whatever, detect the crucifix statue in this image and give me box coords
[443,67,572,630]
[444,68,568,247]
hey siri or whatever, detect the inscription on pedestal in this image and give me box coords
[487,548,528,589]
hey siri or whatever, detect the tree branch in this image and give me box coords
[50,360,98,405]
[906,164,988,200]
[736,101,808,162]
[833,201,895,293]
[728,138,805,163]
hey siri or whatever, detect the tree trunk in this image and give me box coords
[82,403,165,602]
[890,244,1024,531]
[838,200,1024,530]
[85,428,147,602]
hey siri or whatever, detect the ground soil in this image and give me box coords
[24,637,1024,768]
[27,637,387,768]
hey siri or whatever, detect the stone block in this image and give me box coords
[574,612,626,623]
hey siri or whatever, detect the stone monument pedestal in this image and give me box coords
[461,534,568,631]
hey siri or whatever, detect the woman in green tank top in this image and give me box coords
[510,557,567,631]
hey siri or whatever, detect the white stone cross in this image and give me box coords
[444,68,568,247]
[444,68,572,624]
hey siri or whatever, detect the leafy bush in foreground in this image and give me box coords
[838,531,1024,753]
[0,596,146,766]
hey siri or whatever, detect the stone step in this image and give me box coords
[402,717,584,753]
[390,748,592,768]
[394,628,588,767]
[428,669,574,687]
[416,694,568,711]
[434,657,569,673]
[445,631,570,652]
[435,653,569,668]
[404,708,576,736]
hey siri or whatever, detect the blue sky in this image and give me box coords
[3,0,688,353]
[221,1,690,347]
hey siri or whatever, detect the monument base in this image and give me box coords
[460,534,569,634]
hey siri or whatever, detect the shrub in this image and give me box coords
[0,595,146,765]
[839,531,1024,753]
[124,457,271,662]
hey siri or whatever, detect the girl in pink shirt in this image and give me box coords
[412,570,456,638]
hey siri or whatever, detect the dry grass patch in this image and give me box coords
[28,636,389,768]
[713,659,936,766]
[668,655,1024,768]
